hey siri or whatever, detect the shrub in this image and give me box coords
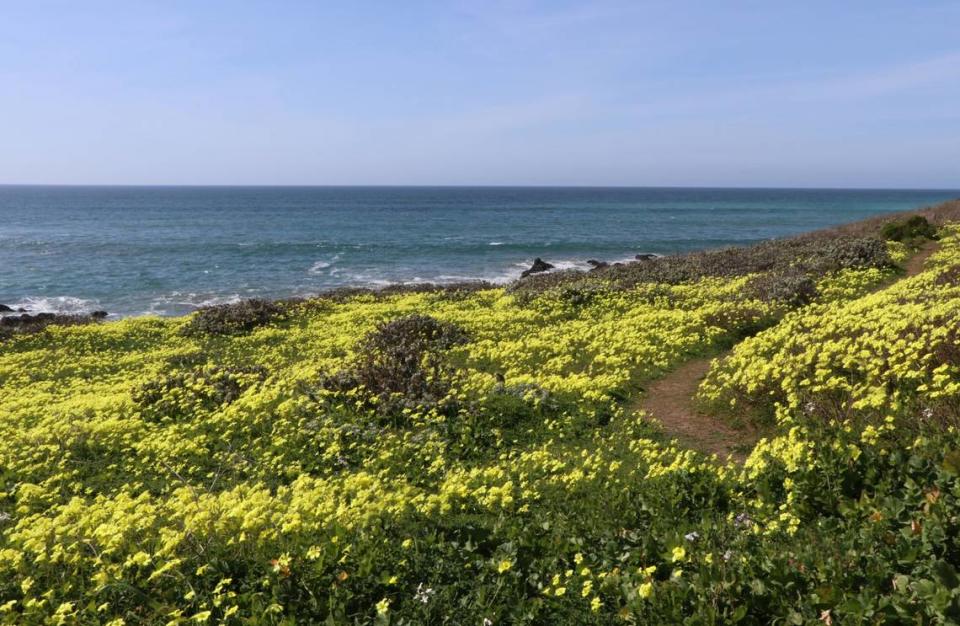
[317,315,470,421]
[376,281,496,300]
[746,269,818,306]
[181,299,286,336]
[507,269,589,298]
[882,215,938,244]
[132,365,268,422]
[797,236,891,274]
[509,236,890,300]
[477,382,559,429]
[297,281,497,306]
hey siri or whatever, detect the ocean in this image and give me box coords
[1,186,957,317]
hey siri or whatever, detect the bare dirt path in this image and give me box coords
[903,241,939,277]
[633,240,939,463]
[637,355,752,462]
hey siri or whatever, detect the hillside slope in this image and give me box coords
[1,211,959,624]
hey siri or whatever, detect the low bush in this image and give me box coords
[132,365,268,422]
[477,382,559,429]
[510,236,891,301]
[181,299,286,336]
[746,269,818,306]
[301,281,497,305]
[882,215,938,245]
[316,315,470,422]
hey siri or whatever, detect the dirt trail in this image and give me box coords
[637,355,751,462]
[633,241,939,463]
[903,241,938,277]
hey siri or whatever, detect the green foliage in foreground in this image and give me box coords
[0,229,959,624]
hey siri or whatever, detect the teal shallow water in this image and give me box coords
[0,186,956,317]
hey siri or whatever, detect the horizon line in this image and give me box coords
[1,183,959,192]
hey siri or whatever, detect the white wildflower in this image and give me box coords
[414,583,435,604]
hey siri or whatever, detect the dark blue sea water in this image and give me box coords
[1,186,957,317]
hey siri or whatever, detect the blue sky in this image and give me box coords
[1,1,958,187]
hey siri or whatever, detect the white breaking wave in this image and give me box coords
[191,294,244,307]
[308,254,341,274]
[329,269,394,287]
[544,259,583,272]
[143,292,244,316]
[6,254,659,319]
[2,295,100,315]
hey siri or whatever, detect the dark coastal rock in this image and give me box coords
[3,314,28,327]
[587,259,609,271]
[0,304,11,312]
[0,311,108,341]
[635,253,661,261]
[521,258,555,278]
[1,312,55,327]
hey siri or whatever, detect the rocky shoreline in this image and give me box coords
[0,251,667,324]
[3,196,958,327]
[0,310,109,340]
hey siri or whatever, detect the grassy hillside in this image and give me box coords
[1,207,960,624]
